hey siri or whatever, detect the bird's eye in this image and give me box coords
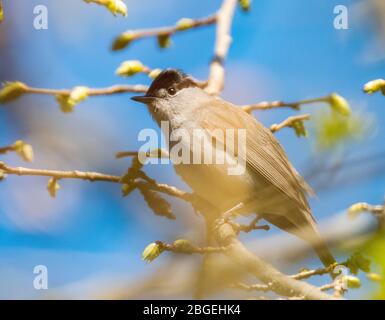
[167,87,176,95]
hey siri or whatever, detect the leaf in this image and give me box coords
[69,86,89,104]
[343,275,361,289]
[112,31,135,51]
[120,156,143,184]
[138,185,175,220]
[347,202,368,219]
[175,18,194,31]
[345,252,371,275]
[363,79,385,95]
[55,86,89,113]
[367,273,382,282]
[328,93,351,116]
[115,60,144,77]
[121,183,135,197]
[47,178,60,198]
[0,82,27,104]
[290,119,307,137]
[142,242,163,263]
[106,0,127,16]
[148,68,162,80]
[239,0,251,12]
[312,109,373,151]
[84,0,127,17]
[12,140,34,162]
[157,34,172,49]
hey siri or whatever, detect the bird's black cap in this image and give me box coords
[131,69,197,103]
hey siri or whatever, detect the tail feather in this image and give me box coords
[262,211,336,271]
[314,242,336,269]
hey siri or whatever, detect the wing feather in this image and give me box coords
[196,98,312,214]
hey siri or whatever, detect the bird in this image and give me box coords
[131,69,336,268]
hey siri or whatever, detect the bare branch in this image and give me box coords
[270,114,310,134]
[157,240,230,255]
[0,146,13,155]
[242,96,331,113]
[0,162,192,202]
[112,14,217,51]
[215,221,338,300]
[116,148,169,159]
[291,264,337,281]
[0,161,120,182]
[206,0,238,95]
[24,84,148,96]
[230,282,271,292]
[228,216,270,234]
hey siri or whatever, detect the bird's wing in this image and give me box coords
[196,98,312,215]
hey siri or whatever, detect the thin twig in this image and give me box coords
[242,96,330,113]
[230,262,339,293]
[24,84,148,96]
[115,148,169,159]
[0,146,13,155]
[112,14,217,50]
[228,216,270,234]
[157,241,231,255]
[291,264,337,281]
[270,114,310,133]
[319,283,335,292]
[0,162,191,201]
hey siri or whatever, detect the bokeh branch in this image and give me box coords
[215,221,337,300]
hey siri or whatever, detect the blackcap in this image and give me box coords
[132,69,335,268]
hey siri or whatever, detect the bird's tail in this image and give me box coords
[312,238,336,269]
[263,211,336,276]
[295,215,337,277]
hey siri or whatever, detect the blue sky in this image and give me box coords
[0,0,384,298]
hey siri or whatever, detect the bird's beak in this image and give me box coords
[131,95,156,104]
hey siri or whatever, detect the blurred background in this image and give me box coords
[0,0,385,299]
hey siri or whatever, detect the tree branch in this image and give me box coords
[215,221,338,300]
[24,84,148,96]
[291,264,337,281]
[0,162,192,202]
[242,96,331,113]
[270,114,310,134]
[157,240,230,255]
[112,14,217,51]
[205,0,238,95]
